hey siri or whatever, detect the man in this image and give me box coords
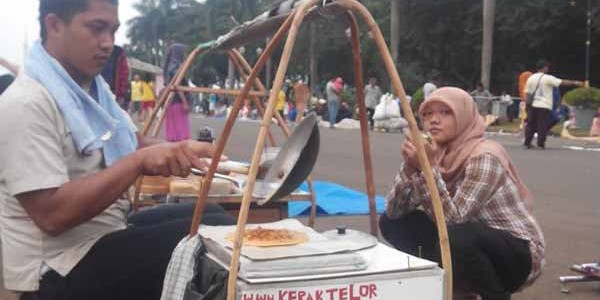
[0,1,233,299]
[364,77,383,129]
[523,60,583,149]
[470,82,493,115]
[326,77,343,128]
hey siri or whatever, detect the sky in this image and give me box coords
[0,0,139,75]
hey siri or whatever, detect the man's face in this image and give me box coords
[50,0,119,82]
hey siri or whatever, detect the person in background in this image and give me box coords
[380,87,544,300]
[293,79,310,122]
[140,74,156,123]
[546,87,562,133]
[523,60,583,149]
[423,80,438,99]
[163,43,191,142]
[336,101,353,123]
[326,77,343,128]
[276,88,287,122]
[130,73,144,122]
[100,45,129,109]
[518,71,533,131]
[239,98,251,119]
[365,77,383,130]
[471,82,493,115]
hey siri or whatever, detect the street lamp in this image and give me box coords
[570,0,592,87]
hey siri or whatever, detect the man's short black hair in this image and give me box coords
[536,59,550,71]
[39,0,118,42]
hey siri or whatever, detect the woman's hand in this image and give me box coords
[401,130,439,176]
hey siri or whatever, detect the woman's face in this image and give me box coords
[421,102,457,145]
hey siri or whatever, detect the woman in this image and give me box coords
[379,87,545,300]
[163,43,191,142]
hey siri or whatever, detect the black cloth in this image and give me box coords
[22,203,235,300]
[379,211,531,300]
[0,74,15,95]
[524,106,552,148]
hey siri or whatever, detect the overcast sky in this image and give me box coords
[0,0,138,75]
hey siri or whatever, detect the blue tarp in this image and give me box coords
[289,181,386,216]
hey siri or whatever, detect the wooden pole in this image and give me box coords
[230,50,318,227]
[173,86,266,97]
[226,50,278,147]
[188,15,296,238]
[225,3,315,299]
[335,0,453,298]
[347,12,378,237]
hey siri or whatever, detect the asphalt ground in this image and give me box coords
[2,114,598,299]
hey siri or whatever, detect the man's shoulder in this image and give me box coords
[1,74,54,105]
[0,74,59,119]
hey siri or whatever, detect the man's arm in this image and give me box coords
[560,79,584,87]
[16,141,214,236]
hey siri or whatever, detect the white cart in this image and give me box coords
[207,243,445,300]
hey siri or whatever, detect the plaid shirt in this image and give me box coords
[385,153,545,285]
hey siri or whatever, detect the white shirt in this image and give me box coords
[0,74,129,291]
[524,73,562,110]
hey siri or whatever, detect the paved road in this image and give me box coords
[2,114,598,299]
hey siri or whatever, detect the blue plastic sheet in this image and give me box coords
[289,181,386,216]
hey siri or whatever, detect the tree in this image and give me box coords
[390,0,401,66]
[481,0,495,90]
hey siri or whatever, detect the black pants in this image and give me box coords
[524,106,552,148]
[379,211,531,300]
[366,107,375,128]
[23,203,236,300]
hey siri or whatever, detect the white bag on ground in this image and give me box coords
[373,93,401,121]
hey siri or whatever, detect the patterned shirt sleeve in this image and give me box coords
[385,163,427,219]
[410,153,506,224]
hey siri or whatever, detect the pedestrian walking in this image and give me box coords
[524,60,583,149]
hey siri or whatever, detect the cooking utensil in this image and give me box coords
[257,113,320,205]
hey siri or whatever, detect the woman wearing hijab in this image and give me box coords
[163,43,191,142]
[379,87,545,299]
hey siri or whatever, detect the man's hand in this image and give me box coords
[137,140,225,177]
[401,130,439,176]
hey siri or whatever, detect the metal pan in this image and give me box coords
[255,113,320,205]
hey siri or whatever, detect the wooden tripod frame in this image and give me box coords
[132,50,319,227]
[139,0,453,299]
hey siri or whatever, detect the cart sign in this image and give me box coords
[240,275,444,300]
